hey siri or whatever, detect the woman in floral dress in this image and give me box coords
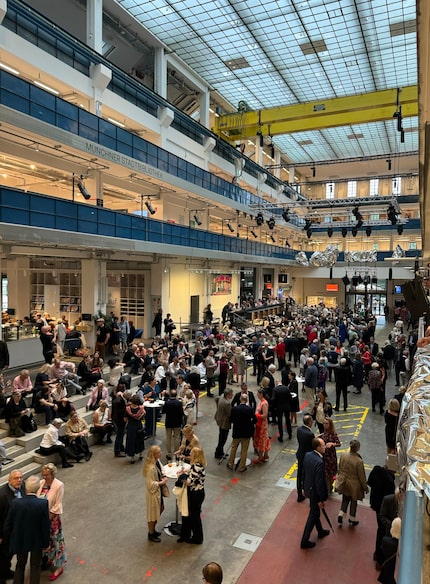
[252,388,271,463]
[319,417,341,493]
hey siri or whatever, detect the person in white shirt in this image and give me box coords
[38,419,76,467]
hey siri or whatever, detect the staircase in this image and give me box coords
[0,372,143,487]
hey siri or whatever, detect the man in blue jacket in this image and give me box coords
[300,437,330,549]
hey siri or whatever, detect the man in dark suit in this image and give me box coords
[272,382,292,442]
[5,475,50,584]
[300,437,329,549]
[0,469,24,584]
[231,383,256,411]
[296,413,315,502]
[227,393,256,473]
[369,337,379,357]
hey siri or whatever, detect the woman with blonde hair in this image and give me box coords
[142,445,168,542]
[177,447,207,544]
[38,463,67,580]
[175,424,200,463]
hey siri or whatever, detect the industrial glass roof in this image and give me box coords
[117,0,417,165]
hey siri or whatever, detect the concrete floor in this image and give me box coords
[10,320,395,584]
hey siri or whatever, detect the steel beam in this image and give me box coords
[215,86,418,141]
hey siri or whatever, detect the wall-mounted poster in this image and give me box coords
[211,274,232,295]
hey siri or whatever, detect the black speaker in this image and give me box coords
[342,275,351,286]
[352,277,359,287]
[388,268,392,281]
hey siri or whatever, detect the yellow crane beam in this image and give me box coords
[214,85,418,141]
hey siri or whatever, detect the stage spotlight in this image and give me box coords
[282,209,290,222]
[342,275,351,286]
[256,212,264,226]
[387,204,398,225]
[341,227,348,238]
[145,199,156,214]
[250,229,258,239]
[267,216,276,230]
[227,222,235,233]
[270,235,276,243]
[77,179,91,200]
[193,213,202,225]
[306,228,312,239]
[397,224,404,235]
[327,227,333,238]
[352,227,358,237]
[303,218,312,232]
[365,226,372,237]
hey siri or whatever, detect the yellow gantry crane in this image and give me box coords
[214,85,418,141]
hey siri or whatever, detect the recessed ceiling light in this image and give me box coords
[34,80,59,95]
[0,63,20,75]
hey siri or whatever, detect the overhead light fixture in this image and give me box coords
[145,199,156,214]
[341,227,348,238]
[34,80,60,95]
[351,227,358,237]
[107,117,126,128]
[397,224,404,235]
[267,216,276,230]
[327,227,333,237]
[76,176,91,200]
[303,219,312,232]
[0,63,20,75]
[387,159,392,171]
[387,204,398,225]
[256,212,264,226]
[365,226,372,237]
[311,166,316,177]
[306,228,312,239]
[250,229,258,239]
[227,222,235,233]
[193,213,202,225]
[270,235,276,243]
[282,209,290,222]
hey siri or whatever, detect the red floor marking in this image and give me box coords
[165,549,175,556]
[230,477,240,485]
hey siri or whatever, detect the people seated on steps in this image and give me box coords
[49,358,83,395]
[36,418,81,468]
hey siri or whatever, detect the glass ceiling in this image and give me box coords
[117,0,417,165]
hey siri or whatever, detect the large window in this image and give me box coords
[369,179,379,196]
[347,181,357,197]
[325,182,334,199]
[392,177,402,195]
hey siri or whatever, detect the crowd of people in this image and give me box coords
[0,298,418,582]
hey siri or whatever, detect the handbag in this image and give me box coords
[161,483,170,498]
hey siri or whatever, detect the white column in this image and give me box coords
[5,257,31,321]
[154,47,167,99]
[274,149,281,179]
[81,259,106,350]
[199,88,210,129]
[254,141,263,167]
[86,0,103,53]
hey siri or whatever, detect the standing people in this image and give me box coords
[287,371,300,427]
[163,313,175,340]
[163,390,183,461]
[204,350,217,398]
[5,475,50,584]
[94,318,110,360]
[334,358,352,412]
[142,446,168,543]
[252,388,271,464]
[336,439,368,526]
[319,418,341,494]
[367,465,396,567]
[227,393,256,472]
[214,388,233,460]
[385,399,400,454]
[40,326,55,364]
[300,437,330,549]
[124,395,146,464]
[0,338,9,372]
[177,447,206,545]
[368,362,384,414]
[37,464,67,581]
[202,562,223,584]
[111,388,130,458]
[304,357,318,411]
[119,316,130,352]
[272,381,292,442]
[152,309,163,337]
[0,470,25,583]
[296,413,315,502]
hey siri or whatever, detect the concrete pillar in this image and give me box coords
[200,88,210,129]
[154,47,167,99]
[274,149,281,179]
[81,259,106,350]
[86,0,103,53]
[255,141,263,167]
[5,257,31,321]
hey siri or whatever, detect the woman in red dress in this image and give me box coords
[252,388,271,463]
